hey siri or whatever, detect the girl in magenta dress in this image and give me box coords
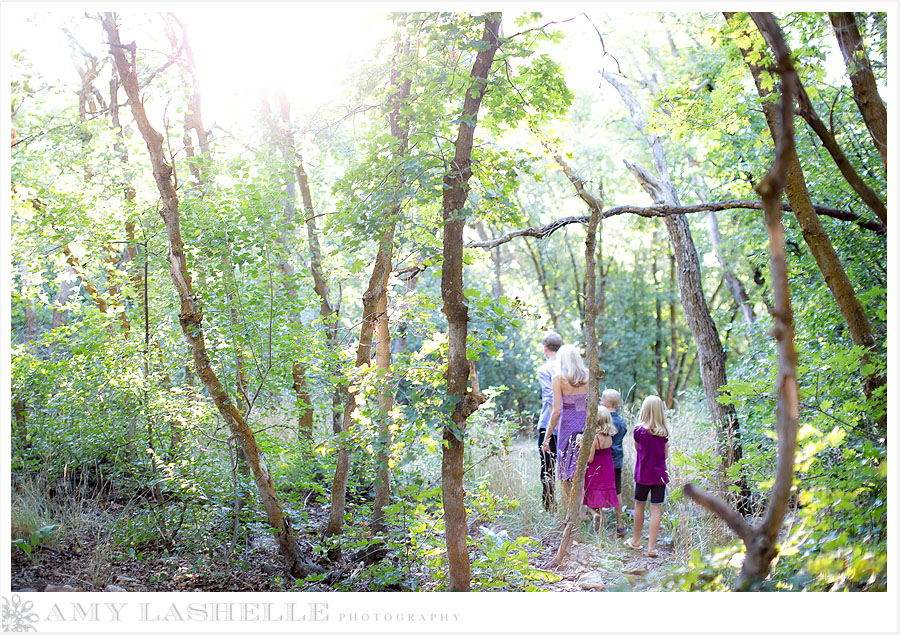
[582,405,620,530]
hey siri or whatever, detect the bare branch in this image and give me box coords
[465,199,883,249]
[683,483,754,543]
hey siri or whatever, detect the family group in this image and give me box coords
[536,333,670,557]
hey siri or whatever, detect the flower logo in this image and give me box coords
[1,594,39,632]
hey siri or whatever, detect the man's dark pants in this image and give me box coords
[537,428,557,510]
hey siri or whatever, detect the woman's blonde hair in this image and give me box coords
[596,405,616,436]
[556,344,588,386]
[638,395,668,437]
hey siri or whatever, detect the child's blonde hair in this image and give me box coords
[601,388,621,411]
[556,344,588,386]
[638,395,668,437]
[596,405,616,436]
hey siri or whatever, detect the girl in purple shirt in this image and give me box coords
[626,395,669,557]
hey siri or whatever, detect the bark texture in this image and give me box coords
[102,13,320,577]
[439,13,500,591]
[828,12,887,173]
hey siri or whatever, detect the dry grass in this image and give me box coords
[10,475,62,546]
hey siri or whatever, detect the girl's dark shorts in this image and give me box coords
[634,483,666,505]
[614,467,622,495]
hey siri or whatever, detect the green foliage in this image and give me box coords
[471,527,560,590]
[11,525,60,558]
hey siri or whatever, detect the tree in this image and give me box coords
[601,68,747,505]
[439,12,500,592]
[725,12,884,410]
[828,12,887,173]
[101,12,321,577]
[684,12,800,589]
[326,36,412,538]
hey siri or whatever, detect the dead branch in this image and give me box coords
[465,199,883,249]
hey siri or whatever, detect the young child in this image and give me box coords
[581,406,620,532]
[626,395,669,557]
[602,389,627,536]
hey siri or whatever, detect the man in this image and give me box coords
[536,332,562,511]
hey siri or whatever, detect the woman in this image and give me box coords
[541,344,589,508]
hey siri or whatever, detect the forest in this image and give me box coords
[6,7,890,600]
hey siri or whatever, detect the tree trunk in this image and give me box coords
[372,39,412,532]
[265,88,341,434]
[439,13,500,591]
[653,257,664,396]
[371,273,393,533]
[327,38,411,539]
[596,219,608,368]
[689,161,756,324]
[664,250,679,408]
[685,14,801,588]
[727,12,884,407]
[602,68,747,507]
[102,13,320,577]
[296,143,342,434]
[263,94,317,444]
[828,12,887,173]
[553,173,603,567]
[752,20,886,224]
[524,238,560,333]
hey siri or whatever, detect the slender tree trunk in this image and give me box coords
[372,40,412,532]
[828,12,887,173]
[653,257,664,396]
[553,175,603,567]
[439,13,500,591]
[102,13,320,577]
[294,132,342,434]
[727,12,884,407]
[678,352,700,394]
[262,96,316,444]
[596,219,607,368]
[685,14,801,587]
[372,271,393,533]
[524,238,560,333]
[327,38,411,538]
[664,250,679,408]
[565,233,585,323]
[689,161,755,324]
[265,87,341,433]
[50,268,77,330]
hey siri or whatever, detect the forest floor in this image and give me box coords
[10,506,674,593]
[11,439,677,593]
